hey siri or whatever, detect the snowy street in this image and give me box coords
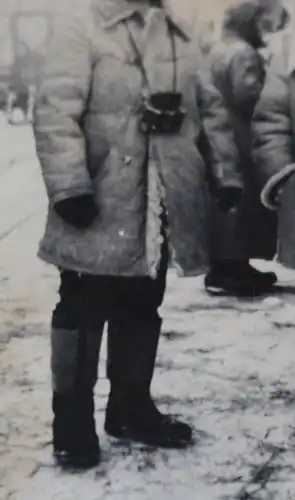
[2,118,295,500]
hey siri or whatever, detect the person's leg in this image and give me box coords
[6,90,16,123]
[26,86,35,123]
[206,194,277,297]
[51,270,106,469]
[105,246,193,448]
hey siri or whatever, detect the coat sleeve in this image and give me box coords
[33,12,94,204]
[196,63,243,193]
[252,52,295,188]
[229,47,264,110]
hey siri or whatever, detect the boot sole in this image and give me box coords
[205,284,276,298]
[53,450,100,470]
[105,426,193,449]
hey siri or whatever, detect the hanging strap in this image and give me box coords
[167,18,177,93]
[123,16,178,93]
[124,20,150,91]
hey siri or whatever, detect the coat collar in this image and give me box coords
[93,0,192,41]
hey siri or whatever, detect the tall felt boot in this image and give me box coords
[105,315,193,448]
[51,326,102,469]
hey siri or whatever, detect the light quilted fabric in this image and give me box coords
[33,0,242,277]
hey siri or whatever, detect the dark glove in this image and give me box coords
[216,186,243,212]
[54,195,99,229]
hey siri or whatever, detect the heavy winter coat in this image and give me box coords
[252,29,295,270]
[208,2,277,261]
[33,0,241,278]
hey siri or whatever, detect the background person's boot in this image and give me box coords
[51,326,103,469]
[243,262,277,289]
[205,260,277,297]
[105,315,193,448]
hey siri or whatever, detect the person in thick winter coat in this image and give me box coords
[258,0,289,34]
[259,0,291,67]
[33,0,242,469]
[206,0,278,296]
[252,24,295,271]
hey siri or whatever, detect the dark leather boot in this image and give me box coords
[105,315,193,448]
[105,388,192,448]
[246,263,277,288]
[53,389,100,469]
[205,260,277,297]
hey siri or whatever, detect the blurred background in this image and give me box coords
[0,0,293,123]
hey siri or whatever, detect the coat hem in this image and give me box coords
[38,249,149,277]
[38,248,208,278]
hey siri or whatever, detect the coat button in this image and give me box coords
[124,156,132,165]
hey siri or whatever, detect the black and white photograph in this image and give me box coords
[1,0,295,498]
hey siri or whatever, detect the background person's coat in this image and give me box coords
[208,1,277,262]
[252,29,295,270]
[33,0,241,278]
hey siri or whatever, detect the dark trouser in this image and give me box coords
[209,162,277,264]
[51,252,167,398]
[209,193,277,264]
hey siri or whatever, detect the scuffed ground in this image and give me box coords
[1,120,295,500]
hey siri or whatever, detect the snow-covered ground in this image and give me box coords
[1,117,295,500]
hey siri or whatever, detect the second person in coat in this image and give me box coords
[205,0,278,297]
[252,24,295,273]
